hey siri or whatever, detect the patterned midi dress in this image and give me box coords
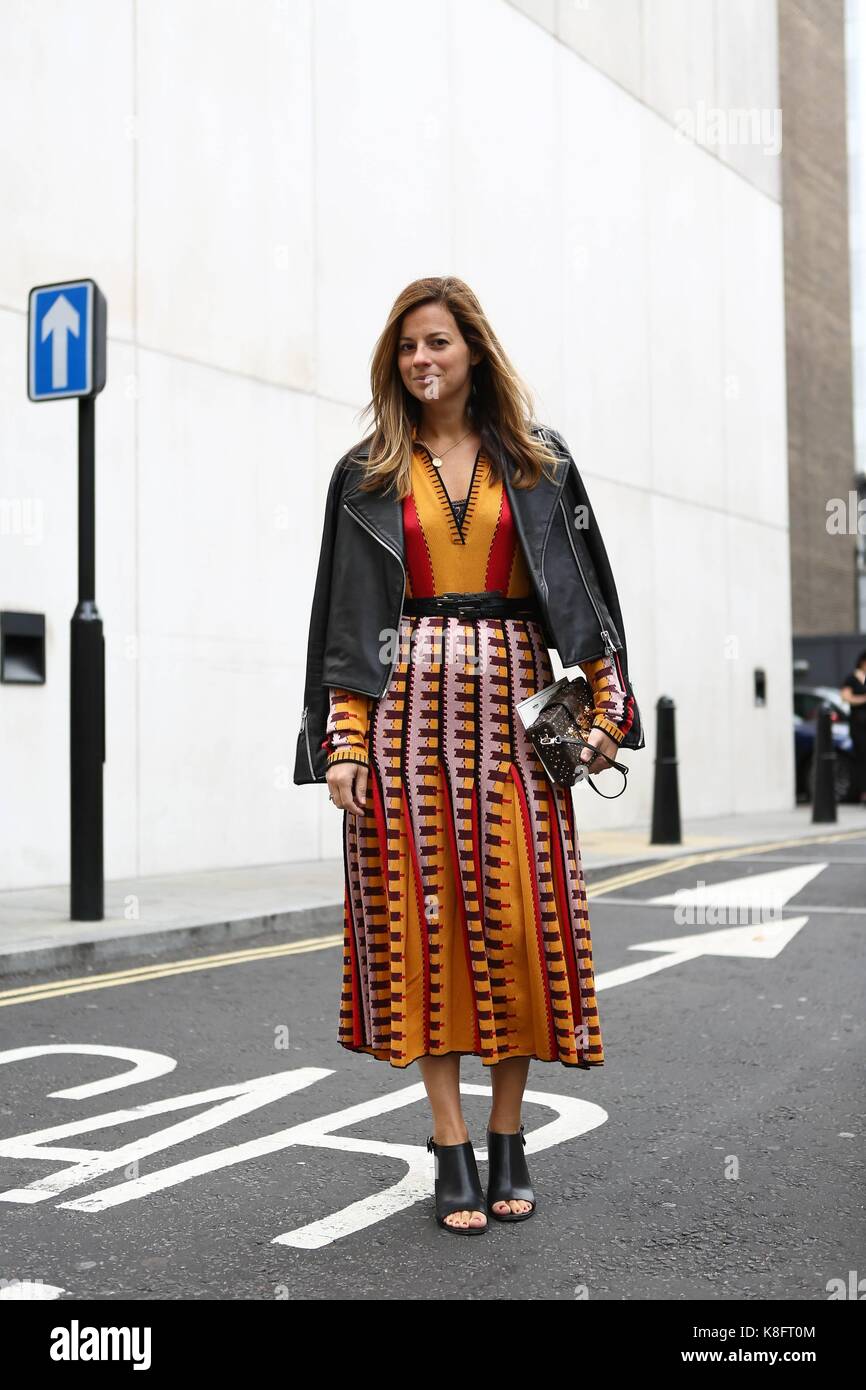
[321,435,633,1070]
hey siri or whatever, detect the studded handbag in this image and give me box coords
[518,676,630,799]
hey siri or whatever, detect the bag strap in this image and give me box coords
[543,730,630,799]
[585,766,629,799]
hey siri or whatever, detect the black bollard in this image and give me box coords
[811,701,837,823]
[650,696,681,844]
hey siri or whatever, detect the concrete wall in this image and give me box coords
[0,0,790,890]
[779,0,857,636]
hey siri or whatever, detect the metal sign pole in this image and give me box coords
[70,394,105,918]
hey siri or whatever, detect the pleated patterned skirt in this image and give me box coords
[338,610,605,1070]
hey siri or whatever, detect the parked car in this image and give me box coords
[793,685,855,803]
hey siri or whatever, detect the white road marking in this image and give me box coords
[595,917,810,989]
[0,1060,605,1248]
[647,862,827,911]
[592,863,824,989]
[0,1044,177,1100]
[0,1068,333,1205]
[0,1280,66,1300]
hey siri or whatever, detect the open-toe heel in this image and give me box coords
[426,1135,488,1235]
[486,1123,537,1222]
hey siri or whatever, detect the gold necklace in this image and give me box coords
[417,427,473,469]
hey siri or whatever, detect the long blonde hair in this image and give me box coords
[352,276,562,496]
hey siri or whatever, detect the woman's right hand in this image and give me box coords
[326,762,368,816]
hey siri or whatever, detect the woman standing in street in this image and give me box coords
[295,277,644,1235]
[841,651,866,804]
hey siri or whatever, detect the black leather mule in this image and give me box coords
[486,1124,537,1222]
[426,1135,488,1235]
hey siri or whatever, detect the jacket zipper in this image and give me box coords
[300,704,315,778]
[342,500,407,697]
[557,494,619,664]
[532,429,556,612]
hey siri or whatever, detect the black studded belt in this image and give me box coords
[402,591,543,621]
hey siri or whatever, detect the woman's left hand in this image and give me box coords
[578,727,620,774]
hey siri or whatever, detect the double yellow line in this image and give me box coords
[0,933,342,1008]
[1,826,863,1008]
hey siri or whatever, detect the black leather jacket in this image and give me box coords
[294,425,645,784]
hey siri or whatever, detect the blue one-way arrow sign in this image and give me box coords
[28,278,107,401]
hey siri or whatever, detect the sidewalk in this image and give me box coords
[1,804,864,979]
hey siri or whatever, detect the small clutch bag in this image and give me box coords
[518,677,630,799]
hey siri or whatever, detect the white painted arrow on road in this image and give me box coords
[596,916,810,990]
[595,862,825,990]
[648,861,827,913]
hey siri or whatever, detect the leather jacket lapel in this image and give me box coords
[341,443,404,557]
[502,454,569,569]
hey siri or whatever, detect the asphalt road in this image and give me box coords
[1,827,864,1301]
